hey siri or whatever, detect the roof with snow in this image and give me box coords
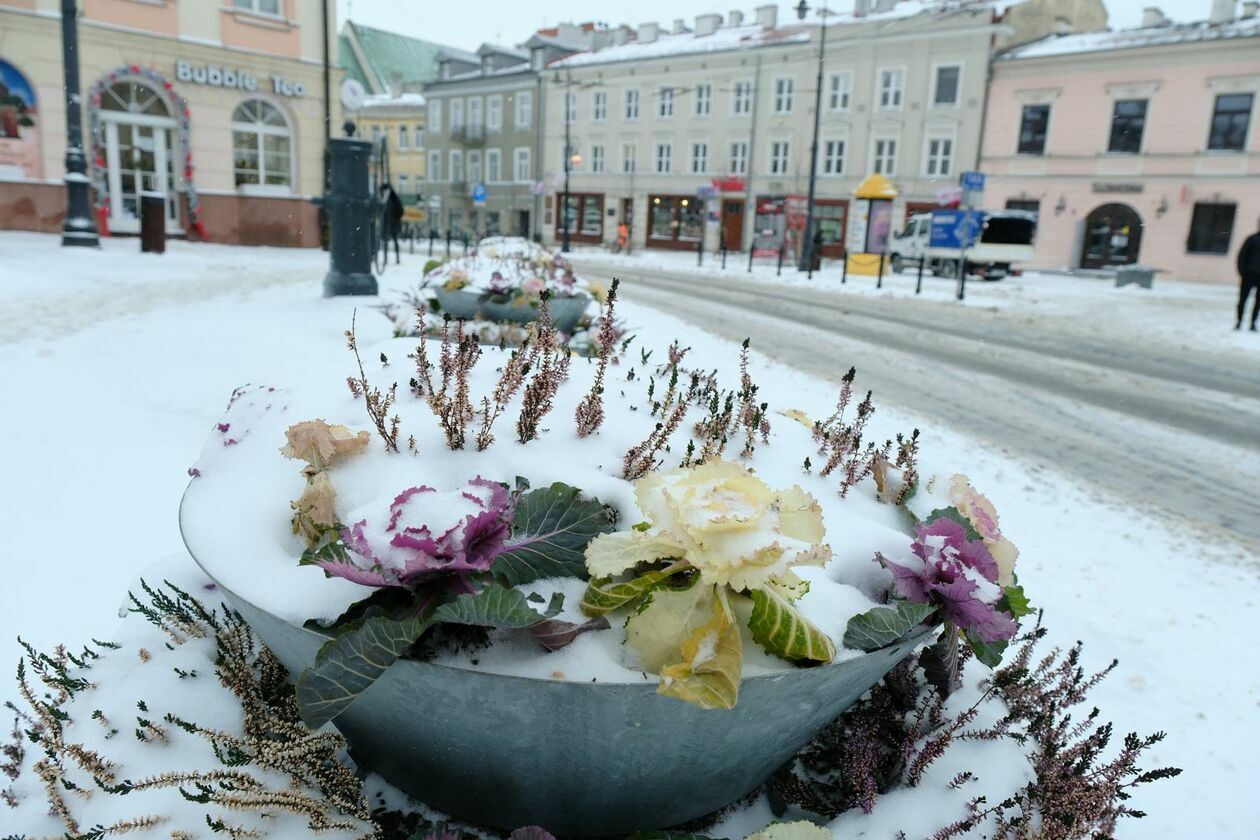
[339,22,462,94]
[360,92,427,112]
[1000,13,1260,60]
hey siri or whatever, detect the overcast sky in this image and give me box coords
[337,0,1216,52]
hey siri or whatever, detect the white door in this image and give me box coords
[103,114,180,234]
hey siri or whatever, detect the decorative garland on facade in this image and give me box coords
[86,65,206,238]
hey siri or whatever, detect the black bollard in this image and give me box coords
[428,228,435,257]
[748,243,754,273]
[463,233,469,256]
[446,229,452,257]
[876,253,885,289]
[777,242,784,277]
[721,237,727,270]
[698,236,704,267]
[916,256,925,295]
[322,137,377,296]
[841,253,849,285]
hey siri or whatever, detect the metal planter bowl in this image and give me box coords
[434,288,591,335]
[182,519,925,835]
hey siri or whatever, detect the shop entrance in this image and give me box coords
[721,200,744,251]
[100,80,180,234]
[1081,203,1142,268]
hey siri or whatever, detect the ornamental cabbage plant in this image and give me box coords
[582,457,836,710]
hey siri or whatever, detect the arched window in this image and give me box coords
[232,99,292,188]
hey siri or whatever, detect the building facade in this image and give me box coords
[0,0,338,246]
[540,1,1073,256]
[422,29,587,240]
[980,5,1260,283]
[358,93,427,203]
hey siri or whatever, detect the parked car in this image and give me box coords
[889,210,1037,280]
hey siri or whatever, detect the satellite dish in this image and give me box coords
[340,78,367,112]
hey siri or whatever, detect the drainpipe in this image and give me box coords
[741,52,764,253]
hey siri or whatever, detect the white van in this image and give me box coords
[889,210,1037,280]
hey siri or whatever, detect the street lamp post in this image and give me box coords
[796,0,827,275]
[559,69,575,253]
[59,0,98,248]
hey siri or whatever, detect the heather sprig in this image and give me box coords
[346,312,401,453]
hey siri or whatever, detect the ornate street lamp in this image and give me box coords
[796,0,827,275]
[60,0,99,247]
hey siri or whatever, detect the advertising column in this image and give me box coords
[845,173,897,276]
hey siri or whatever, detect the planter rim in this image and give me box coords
[179,483,929,689]
[429,285,591,302]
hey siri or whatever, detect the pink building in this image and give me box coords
[980,2,1260,283]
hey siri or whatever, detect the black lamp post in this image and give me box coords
[59,0,98,248]
[558,69,574,252]
[796,0,827,275]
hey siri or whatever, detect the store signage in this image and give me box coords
[1092,182,1143,194]
[175,60,307,97]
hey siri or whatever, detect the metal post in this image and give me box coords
[916,255,925,294]
[777,242,785,276]
[796,4,827,274]
[748,242,755,273]
[463,232,469,255]
[876,252,885,289]
[957,206,970,301]
[841,252,848,284]
[322,137,377,296]
[59,1,98,247]
[446,229,452,257]
[741,53,764,255]
[697,235,704,267]
[721,236,727,269]
[561,70,572,253]
[429,228,434,257]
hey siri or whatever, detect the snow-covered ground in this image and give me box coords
[567,247,1257,358]
[1,231,1255,837]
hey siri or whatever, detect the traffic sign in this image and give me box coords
[960,171,985,192]
[472,183,487,205]
[929,208,983,250]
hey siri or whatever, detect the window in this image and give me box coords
[514,91,532,129]
[591,144,605,173]
[428,100,442,134]
[398,174,409,194]
[428,150,441,181]
[398,125,409,150]
[487,95,502,131]
[817,203,847,251]
[625,88,640,119]
[593,91,607,121]
[933,65,961,106]
[695,84,712,116]
[231,99,291,188]
[878,69,904,109]
[449,98,464,130]
[648,195,703,244]
[370,125,381,142]
[659,87,674,117]
[414,126,424,148]
[872,136,897,175]
[467,97,483,130]
[486,148,501,182]
[691,142,708,174]
[559,193,604,239]
[733,80,753,115]
[925,135,953,176]
[828,72,851,111]
[1186,203,1236,254]
[774,78,794,113]
[729,141,748,175]
[1208,93,1252,151]
[1005,198,1040,214]
[467,149,481,183]
[1018,104,1050,154]
[622,143,637,173]
[233,0,280,15]
[449,149,463,182]
[769,140,790,175]
[564,92,576,124]
[823,139,845,175]
[1108,99,1147,153]
[655,143,672,173]
[513,147,531,182]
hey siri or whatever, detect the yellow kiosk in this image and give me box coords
[845,174,898,276]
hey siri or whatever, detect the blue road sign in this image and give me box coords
[472,183,487,205]
[929,209,983,249]
[960,171,985,192]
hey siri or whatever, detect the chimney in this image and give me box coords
[696,13,722,36]
[854,0,871,17]
[755,4,777,28]
[1210,0,1236,23]
[672,18,689,35]
[1054,15,1071,34]
[874,0,898,12]
[612,25,632,46]
[640,21,659,43]
[1141,6,1169,26]
[1243,1,1258,17]
[729,10,744,27]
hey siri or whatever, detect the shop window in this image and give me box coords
[232,99,292,188]
[816,202,847,253]
[648,195,703,247]
[1018,104,1050,155]
[1186,203,1236,254]
[1108,99,1147,154]
[559,193,604,241]
[1208,93,1253,151]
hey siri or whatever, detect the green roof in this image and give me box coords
[339,21,456,94]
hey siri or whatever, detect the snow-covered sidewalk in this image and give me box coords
[1,232,1255,837]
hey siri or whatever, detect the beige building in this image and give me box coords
[0,0,339,246]
[357,92,427,203]
[541,1,1091,256]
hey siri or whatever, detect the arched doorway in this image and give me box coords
[1081,203,1142,269]
[99,79,180,233]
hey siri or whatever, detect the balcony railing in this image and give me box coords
[450,124,486,145]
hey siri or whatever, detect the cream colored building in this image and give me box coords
[0,0,340,246]
[542,1,1092,256]
[358,92,427,203]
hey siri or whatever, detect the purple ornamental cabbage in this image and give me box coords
[316,477,512,592]
[881,518,1017,642]
[487,270,513,295]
